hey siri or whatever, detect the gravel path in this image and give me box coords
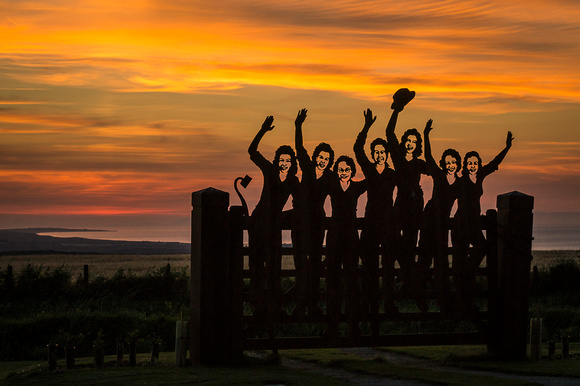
[280,347,580,386]
[281,356,427,385]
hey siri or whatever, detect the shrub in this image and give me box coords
[0,264,189,360]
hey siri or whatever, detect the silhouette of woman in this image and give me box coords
[452,131,513,312]
[354,108,398,333]
[293,108,334,317]
[385,89,427,295]
[326,155,366,337]
[418,119,461,312]
[248,115,299,317]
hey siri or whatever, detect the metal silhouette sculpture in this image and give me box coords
[247,116,299,320]
[354,108,398,335]
[293,108,334,317]
[452,131,514,313]
[239,91,516,348]
[234,175,252,216]
[326,155,367,338]
[418,120,461,313]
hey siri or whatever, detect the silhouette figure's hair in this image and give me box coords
[401,128,423,157]
[274,145,298,176]
[333,155,357,179]
[312,142,335,169]
[462,151,482,175]
[370,138,388,154]
[439,148,461,172]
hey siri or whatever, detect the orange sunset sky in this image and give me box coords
[1,1,580,243]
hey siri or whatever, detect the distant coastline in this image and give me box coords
[5,228,113,234]
[0,229,190,255]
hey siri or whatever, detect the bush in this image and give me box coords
[0,310,179,361]
[534,258,580,298]
[0,264,189,360]
[14,265,72,299]
[530,258,580,342]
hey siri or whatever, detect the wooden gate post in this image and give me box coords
[228,205,245,358]
[191,187,231,364]
[492,191,534,360]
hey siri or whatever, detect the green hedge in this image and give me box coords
[0,311,178,361]
[0,264,189,360]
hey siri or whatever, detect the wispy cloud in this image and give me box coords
[1,0,580,222]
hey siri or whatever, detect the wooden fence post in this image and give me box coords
[228,205,245,359]
[492,191,534,360]
[47,344,57,371]
[116,339,124,366]
[190,187,231,364]
[128,342,136,366]
[485,209,498,340]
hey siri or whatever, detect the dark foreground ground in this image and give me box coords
[2,345,579,385]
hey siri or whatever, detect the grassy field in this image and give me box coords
[1,249,577,278]
[0,253,191,278]
[530,250,579,269]
[0,352,347,386]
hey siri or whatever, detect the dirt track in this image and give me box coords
[281,347,580,385]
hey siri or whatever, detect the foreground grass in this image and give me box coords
[282,348,537,386]
[3,346,580,386]
[382,344,580,378]
[0,352,347,386]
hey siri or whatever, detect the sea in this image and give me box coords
[38,223,580,251]
[531,225,580,250]
[39,226,191,244]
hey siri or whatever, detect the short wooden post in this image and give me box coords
[493,191,534,360]
[117,340,124,366]
[150,342,160,365]
[94,345,104,368]
[47,343,57,371]
[548,340,555,360]
[129,342,136,366]
[65,346,75,369]
[562,335,569,359]
[530,318,542,361]
[190,187,231,364]
[83,264,89,287]
[175,320,189,366]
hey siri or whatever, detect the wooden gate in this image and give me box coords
[190,188,533,364]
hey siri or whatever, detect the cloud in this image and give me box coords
[1,0,580,223]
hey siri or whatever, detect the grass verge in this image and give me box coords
[381,344,580,378]
[0,352,347,386]
[282,348,537,386]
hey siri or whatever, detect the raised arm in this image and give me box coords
[385,88,415,160]
[294,108,309,163]
[385,109,400,146]
[248,115,275,163]
[386,90,412,169]
[488,130,514,169]
[423,119,437,170]
[354,108,376,171]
